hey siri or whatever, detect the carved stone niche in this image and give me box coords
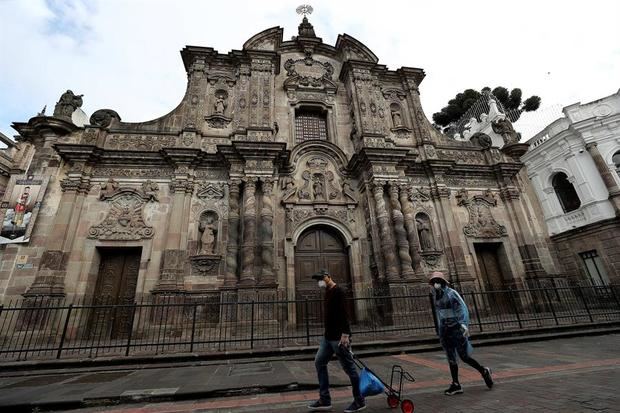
[190,210,222,277]
[456,188,507,238]
[205,89,232,129]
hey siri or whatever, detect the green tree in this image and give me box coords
[432,87,541,128]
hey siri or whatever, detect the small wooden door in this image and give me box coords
[474,243,508,308]
[295,226,353,324]
[88,248,141,339]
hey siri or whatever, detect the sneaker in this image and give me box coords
[343,400,367,412]
[444,382,463,395]
[308,399,332,411]
[482,367,493,389]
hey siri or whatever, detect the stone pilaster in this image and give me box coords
[239,177,257,287]
[371,181,399,281]
[399,183,424,279]
[224,179,241,287]
[432,181,472,283]
[388,183,415,279]
[259,178,275,285]
[586,142,620,214]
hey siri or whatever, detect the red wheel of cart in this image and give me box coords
[401,399,415,413]
[387,393,400,408]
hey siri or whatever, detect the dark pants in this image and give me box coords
[314,337,364,404]
[440,325,484,383]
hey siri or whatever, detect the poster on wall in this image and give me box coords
[0,175,49,244]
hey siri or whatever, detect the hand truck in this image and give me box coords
[350,350,416,412]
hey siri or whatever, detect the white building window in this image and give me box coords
[613,151,620,176]
[580,250,610,286]
[552,172,581,213]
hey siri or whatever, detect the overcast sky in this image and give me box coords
[1,0,619,142]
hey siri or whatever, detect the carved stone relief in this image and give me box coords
[88,191,155,241]
[106,134,176,151]
[456,188,507,238]
[196,182,225,200]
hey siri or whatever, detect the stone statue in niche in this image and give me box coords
[100,178,119,199]
[416,214,434,251]
[390,103,403,128]
[313,174,325,201]
[214,91,228,115]
[198,212,218,255]
[53,90,83,119]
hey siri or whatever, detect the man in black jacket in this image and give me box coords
[308,269,366,412]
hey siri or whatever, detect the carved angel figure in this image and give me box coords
[141,180,158,201]
[100,178,119,199]
[491,117,520,144]
[53,90,83,119]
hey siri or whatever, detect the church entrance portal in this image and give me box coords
[294,225,354,325]
[474,242,510,308]
[88,248,141,339]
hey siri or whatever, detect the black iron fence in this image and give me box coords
[0,284,619,362]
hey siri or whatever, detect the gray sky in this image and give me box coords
[1,0,619,141]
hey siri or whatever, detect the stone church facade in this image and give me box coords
[0,18,560,317]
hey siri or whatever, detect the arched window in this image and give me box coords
[552,172,581,213]
[295,107,328,143]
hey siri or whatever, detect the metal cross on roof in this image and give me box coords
[296,4,313,17]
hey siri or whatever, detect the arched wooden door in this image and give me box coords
[295,225,354,324]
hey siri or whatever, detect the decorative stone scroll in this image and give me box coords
[283,52,336,91]
[190,254,221,276]
[456,188,507,238]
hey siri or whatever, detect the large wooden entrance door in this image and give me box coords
[474,243,509,308]
[89,248,141,339]
[295,225,353,324]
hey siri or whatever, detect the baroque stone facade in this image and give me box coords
[0,17,561,313]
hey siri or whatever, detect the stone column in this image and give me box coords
[239,177,257,287]
[586,142,620,214]
[155,177,192,291]
[224,179,241,287]
[371,181,399,281]
[399,184,424,279]
[432,181,471,284]
[25,171,91,298]
[500,185,547,281]
[388,183,415,279]
[259,178,275,285]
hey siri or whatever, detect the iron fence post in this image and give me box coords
[190,303,198,353]
[250,300,255,350]
[428,293,438,335]
[542,288,559,326]
[470,291,483,332]
[56,304,73,359]
[607,284,620,312]
[508,287,523,329]
[576,286,593,322]
[305,298,310,346]
[125,302,137,357]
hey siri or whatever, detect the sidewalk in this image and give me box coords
[0,332,619,412]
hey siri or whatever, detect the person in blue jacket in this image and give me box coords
[429,271,494,395]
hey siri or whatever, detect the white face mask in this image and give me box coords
[433,282,442,290]
[318,280,327,289]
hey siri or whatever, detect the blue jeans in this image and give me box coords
[314,337,364,404]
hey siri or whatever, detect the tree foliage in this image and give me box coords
[432,86,541,128]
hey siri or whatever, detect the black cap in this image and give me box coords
[311,269,329,280]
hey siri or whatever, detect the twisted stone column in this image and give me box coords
[259,178,275,285]
[224,179,241,287]
[372,181,399,281]
[399,184,423,279]
[239,177,257,286]
[388,183,415,279]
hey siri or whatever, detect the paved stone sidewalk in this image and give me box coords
[1,334,618,412]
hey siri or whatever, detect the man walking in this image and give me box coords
[429,271,494,395]
[308,269,366,412]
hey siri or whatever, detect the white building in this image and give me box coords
[522,90,620,285]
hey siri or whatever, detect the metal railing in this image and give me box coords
[0,284,618,362]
